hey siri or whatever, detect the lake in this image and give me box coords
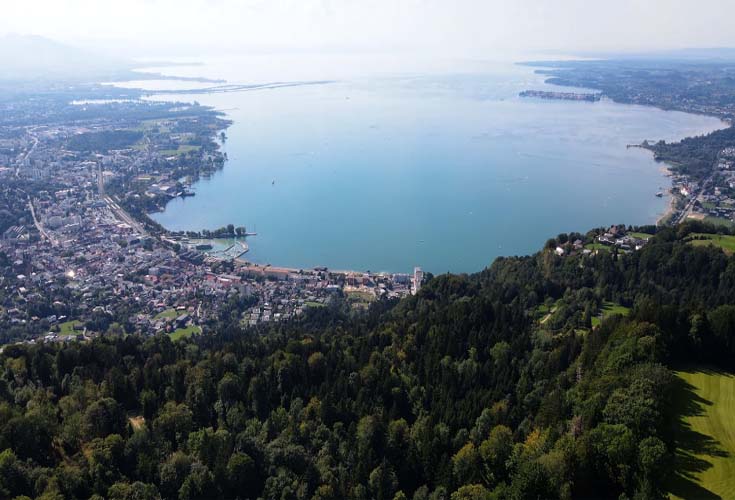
[117,53,725,273]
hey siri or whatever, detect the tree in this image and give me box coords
[508,459,552,500]
[589,423,636,492]
[368,463,398,500]
[1,414,54,464]
[452,443,482,485]
[225,452,257,498]
[178,463,215,500]
[158,452,193,499]
[479,426,513,486]
[636,436,669,497]
[140,390,157,421]
[216,373,240,405]
[107,481,160,500]
[152,402,193,449]
[450,484,492,500]
[0,449,28,498]
[84,398,127,439]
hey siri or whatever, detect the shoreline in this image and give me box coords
[529,63,732,229]
[140,63,727,273]
[655,163,677,226]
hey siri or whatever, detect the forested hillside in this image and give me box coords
[1,221,734,500]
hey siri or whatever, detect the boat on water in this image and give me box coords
[655,192,664,197]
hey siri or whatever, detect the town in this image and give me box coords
[0,88,418,347]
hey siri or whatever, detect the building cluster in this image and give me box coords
[0,114,416,345]
[595,225,649,251]
[673,147,735,225]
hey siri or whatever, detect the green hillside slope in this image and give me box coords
[670,369,735,499]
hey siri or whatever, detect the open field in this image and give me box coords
[346,291,375,303]
[629,231,654,240]
[703,216,735,229]
[154,308,178,320]
[687,233,735,254]
[58,320,83,336]
[538,302,560,325]
[170,325,201,340]
[159,144,201,156]
[668,368,735,500]
[591,301,630,327]
[584,242,610,252]
[305,301,326,308]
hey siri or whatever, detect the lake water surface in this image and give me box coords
[119,54,725,273]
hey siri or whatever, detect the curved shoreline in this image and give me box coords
[137,62,726,272]
[529,63,733,227]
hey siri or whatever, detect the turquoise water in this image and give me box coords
[131,56,724,273]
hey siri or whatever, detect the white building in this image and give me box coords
[412,267,424,295]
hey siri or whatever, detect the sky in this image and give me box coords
[3,0,735,57]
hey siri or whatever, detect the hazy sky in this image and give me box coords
[3,0,735,56]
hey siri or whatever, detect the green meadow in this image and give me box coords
[668,368,735,500]
[687,233,735,254]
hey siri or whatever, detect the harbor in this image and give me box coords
[182,237,250,260]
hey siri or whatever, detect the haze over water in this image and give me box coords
[123,54,725,273]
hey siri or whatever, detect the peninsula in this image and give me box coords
[523,58,735,227]
[519,89,601,102]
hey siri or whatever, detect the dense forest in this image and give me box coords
[1,221,734,499]
[646,125,735,178]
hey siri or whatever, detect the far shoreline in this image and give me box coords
[521,59,732,229]
[125,61,728,273]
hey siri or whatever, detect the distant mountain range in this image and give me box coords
[0,34,134,82]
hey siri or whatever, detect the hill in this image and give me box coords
[1,220,735,499]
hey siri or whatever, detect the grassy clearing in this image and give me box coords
[629,232,653,240]
[58,320,83,336]
[160,145,200,156]
[704,216,735,229]
[155,308,178,320]
[584,243,610,252]
[170,325,201,341]
[128,416,145,431]
[139,119,170,133]
[535,300,561,325]
[346,291,375,303]
[305,301,326,308]
[591,301,630,327]
[668,368,735,500]
[687,233,735,255]
[536,303,552,315]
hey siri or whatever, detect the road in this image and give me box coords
[28,198,56,246]
[97,162,148,236]
[672,170,717,225]
[103,195,148,237]
[16,130,39,177]
[97,163,105,196]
